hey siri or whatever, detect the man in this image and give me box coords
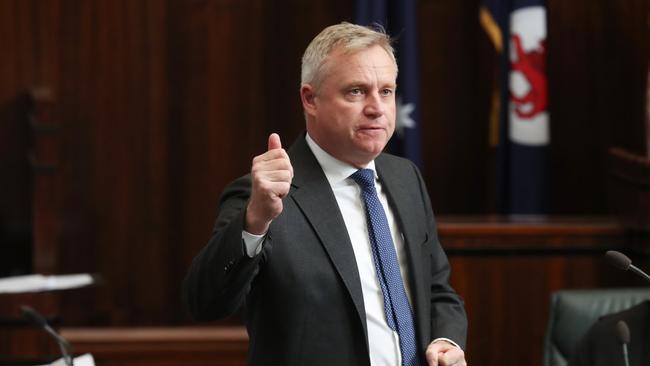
[569,301,650,366]
[183,22,467,366]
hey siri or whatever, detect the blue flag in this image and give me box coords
[481,0,550,214]
[355,0,422,167]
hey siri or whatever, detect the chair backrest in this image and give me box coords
[543,288,650,366]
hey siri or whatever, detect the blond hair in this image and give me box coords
[301,22,397,90]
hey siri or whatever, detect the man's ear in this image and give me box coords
[300,84,317,116]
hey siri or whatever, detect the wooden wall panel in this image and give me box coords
[547,0,649,214]
[48,0,175,325]
[419,0,493,214]
[0,1,36,277]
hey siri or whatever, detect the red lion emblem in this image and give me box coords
[510,34,547,119]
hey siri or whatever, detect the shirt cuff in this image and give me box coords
[431,338,461,349]
[242,230,266,257]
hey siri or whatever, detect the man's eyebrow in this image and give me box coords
[344,80,370,87]
[344,80,396,87]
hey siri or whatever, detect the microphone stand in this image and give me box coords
[21,306,74,366]
[616,320,631,366]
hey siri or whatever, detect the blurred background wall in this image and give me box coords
[0,0,648,365]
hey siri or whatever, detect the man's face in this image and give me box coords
[303,45,397,168]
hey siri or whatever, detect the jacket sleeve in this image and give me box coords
[412,162,468,349]
[182,174,266,321]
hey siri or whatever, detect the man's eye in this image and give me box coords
[349,88,364,96]
[381,89,394,96]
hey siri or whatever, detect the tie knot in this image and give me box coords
[350,169,375,190]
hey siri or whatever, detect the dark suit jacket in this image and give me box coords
[183,134,467,366]
[569,301,650,366]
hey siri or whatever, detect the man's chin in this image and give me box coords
[354,145,386,162]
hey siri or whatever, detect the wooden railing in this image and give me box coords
[61,327,248,366]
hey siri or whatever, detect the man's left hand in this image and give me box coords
[425,340,466,366]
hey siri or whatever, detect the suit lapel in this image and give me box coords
[287,135,369,342]
[376,156,430,348]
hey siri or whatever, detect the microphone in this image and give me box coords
[616,320,631,366]
[21,305,74,366]
[604,250,650,282]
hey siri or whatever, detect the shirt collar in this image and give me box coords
[305,133,377,186]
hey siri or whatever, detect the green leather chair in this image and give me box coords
[543,288,650,366]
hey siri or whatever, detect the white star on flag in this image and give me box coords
[396,97,416,136]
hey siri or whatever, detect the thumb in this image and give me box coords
[268,133,282,151]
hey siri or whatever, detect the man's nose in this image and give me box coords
[363,92,385,118]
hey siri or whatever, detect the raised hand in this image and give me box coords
[245,133,294,235]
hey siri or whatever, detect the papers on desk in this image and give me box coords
[0,274,95,294]
[36,353,95,366]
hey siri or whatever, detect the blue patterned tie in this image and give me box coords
[351,169,421,366]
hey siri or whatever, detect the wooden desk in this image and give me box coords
[437,215,645,366]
